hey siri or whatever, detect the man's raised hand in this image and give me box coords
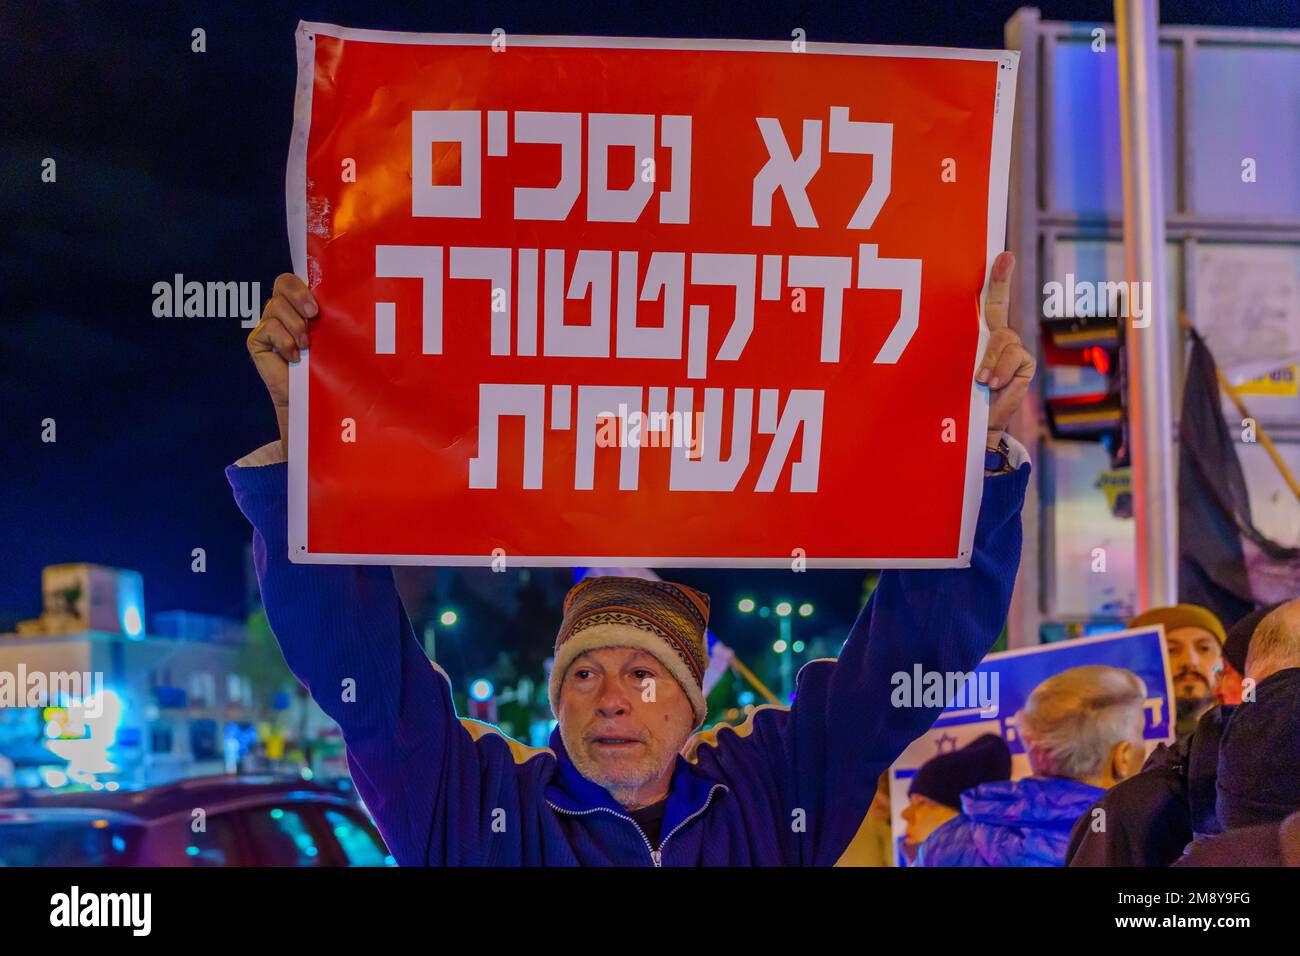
[246,273,318,451]
[975,251,1035,451]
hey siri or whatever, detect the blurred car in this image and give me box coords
[0,774,394,866]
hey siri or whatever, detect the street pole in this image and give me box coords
[1116,0,1178,609]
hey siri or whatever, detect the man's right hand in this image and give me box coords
[247,272,318,452]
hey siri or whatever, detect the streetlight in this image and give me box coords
[424,608,459,659]
[736,596,814,703]
[468,678,496,722]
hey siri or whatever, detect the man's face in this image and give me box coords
[1166,626,1223,705]
[901,793,958,847]
[557,647,694,806]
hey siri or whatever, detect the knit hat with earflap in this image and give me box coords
[549,576,710,730]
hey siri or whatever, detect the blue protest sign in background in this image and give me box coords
[886,625,1174,861]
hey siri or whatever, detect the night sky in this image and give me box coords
[3,0,1294,640]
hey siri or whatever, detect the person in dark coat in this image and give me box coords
[915,665,1147,866]
[1066,604,1277,867]
[1176,658,1300,865]
[1065,705,1230,867]
[1173,809,1300,867]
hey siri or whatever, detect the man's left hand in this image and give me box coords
[976,251,1036,451]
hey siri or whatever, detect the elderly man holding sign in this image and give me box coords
[230,25,1034,865]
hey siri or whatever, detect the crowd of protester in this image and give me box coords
[876,599,1300,867]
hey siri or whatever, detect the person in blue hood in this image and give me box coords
[232,254,1035,865]
[915,665,1148,867]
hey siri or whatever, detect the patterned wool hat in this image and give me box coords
[549,576,711,730]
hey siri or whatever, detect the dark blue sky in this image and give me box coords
[2,0,1294,627]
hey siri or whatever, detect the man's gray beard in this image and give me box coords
[559,722,667,795]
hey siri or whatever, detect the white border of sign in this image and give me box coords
[285,21,1020,568]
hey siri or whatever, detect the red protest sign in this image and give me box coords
[285,23,1017,568]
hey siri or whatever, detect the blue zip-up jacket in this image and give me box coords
[227,451,1028,866]
[915,777,1105,867]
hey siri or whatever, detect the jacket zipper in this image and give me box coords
[654,784,726,865]
[547,783,727,867]
[546,802,657,865]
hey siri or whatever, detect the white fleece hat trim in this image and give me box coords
[549,622,708,730]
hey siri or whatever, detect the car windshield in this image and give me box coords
[0,819,141,866]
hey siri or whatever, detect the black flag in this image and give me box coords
[1178,330,1300,625]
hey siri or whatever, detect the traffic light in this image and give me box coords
[1041,314,1130,469]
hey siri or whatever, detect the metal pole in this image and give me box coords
[1116,0,1178,609]
[1003,6,1043,648]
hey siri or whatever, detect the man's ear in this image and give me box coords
[1110,740,1135,783]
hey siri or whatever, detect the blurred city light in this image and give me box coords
[775,602,792,618]
[122,605,143,638]
[737,598,756,613]
[439,610,458,627]
[469,678,494,702]
[772,639,788,653]
[798,602,814,618]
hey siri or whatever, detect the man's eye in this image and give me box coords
[633,669,652,679]
[574,669,592,680]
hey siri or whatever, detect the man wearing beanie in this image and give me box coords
[547,575,712,822]
[1068,600,1294,867]
[901,735,1012,859]
[1128,603,1226,738]
[231,256,1035,866]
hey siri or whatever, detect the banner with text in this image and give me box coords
[286,23,1018,566]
